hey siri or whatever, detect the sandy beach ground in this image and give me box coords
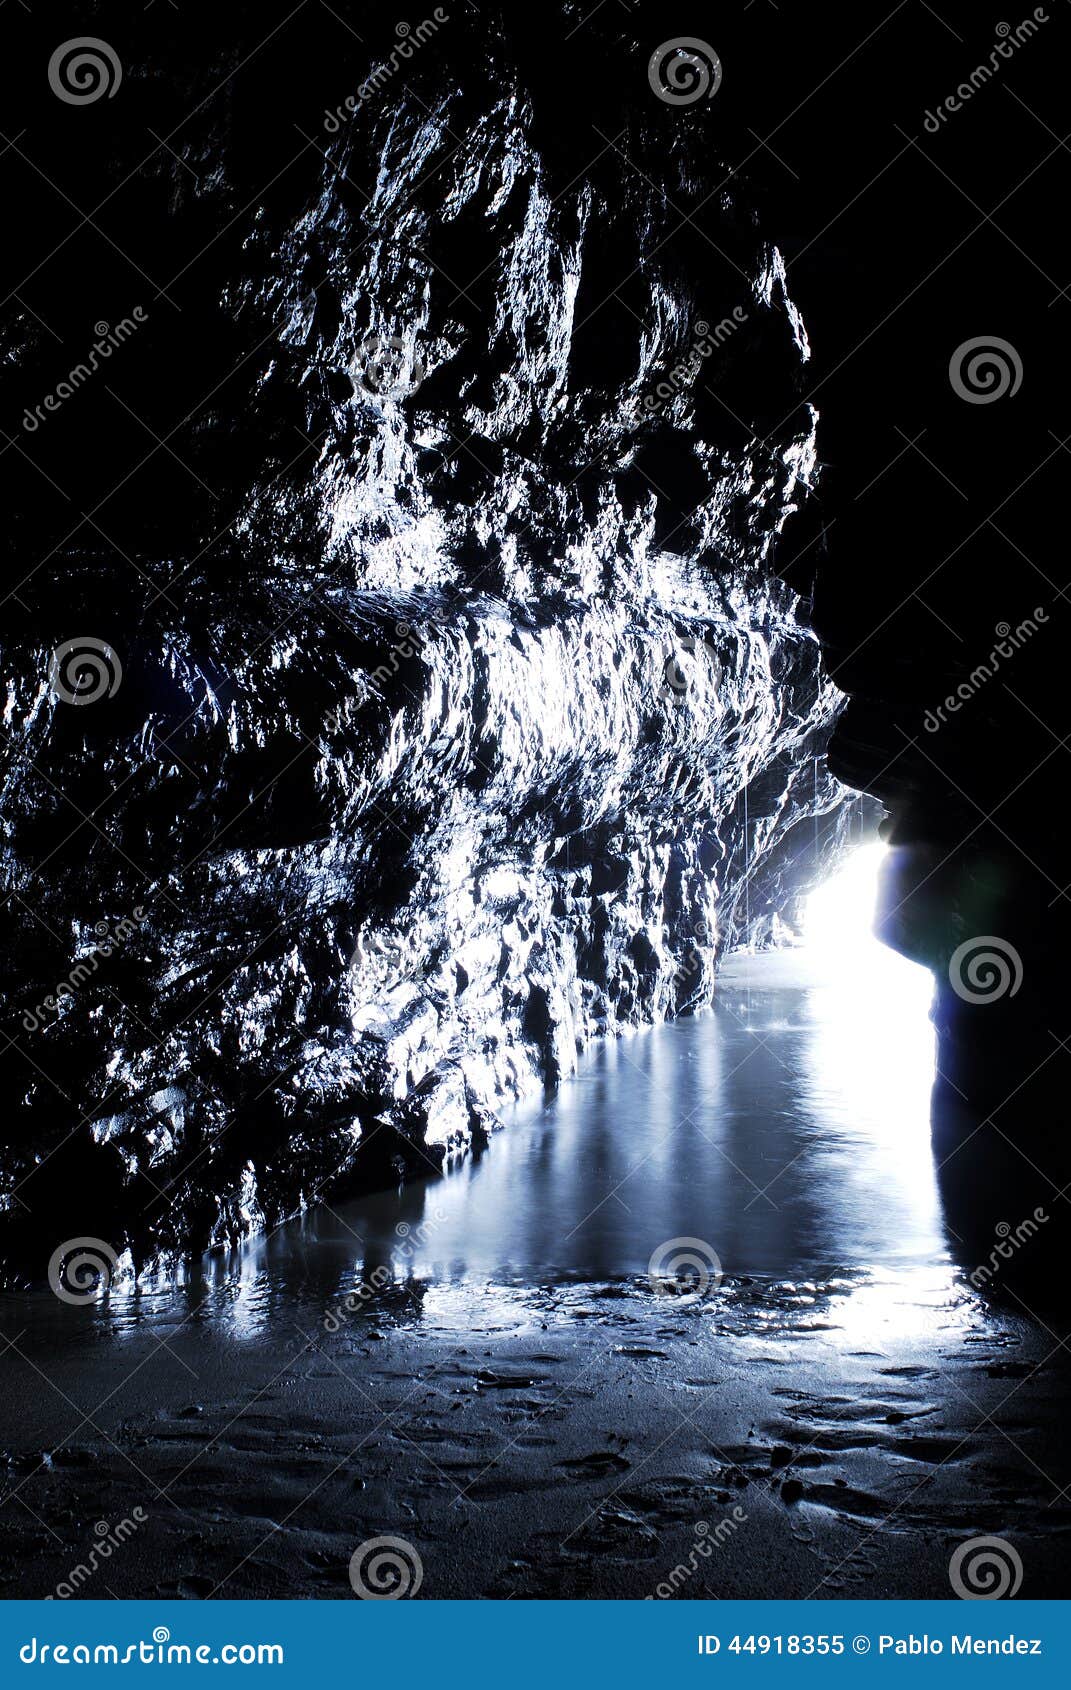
[1,1266,1067,1600]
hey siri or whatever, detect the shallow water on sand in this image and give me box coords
[5,944,944,1336]
[241,940,944,1295]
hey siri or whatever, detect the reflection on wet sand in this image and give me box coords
[0,934,1067,1598]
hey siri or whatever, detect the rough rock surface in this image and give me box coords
[0,3,852,1279]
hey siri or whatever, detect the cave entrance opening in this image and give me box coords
[788,838,937,1190]
[801,840,933,1010]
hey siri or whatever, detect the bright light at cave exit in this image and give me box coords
[799,841,943,1305]
[802,840,935,1031]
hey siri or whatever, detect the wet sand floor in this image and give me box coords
[1,952,1068,1598]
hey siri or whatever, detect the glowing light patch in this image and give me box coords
[803,842,933,1006]
[799,842,940,1244]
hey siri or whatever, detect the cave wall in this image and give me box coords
[0,3,852,1279]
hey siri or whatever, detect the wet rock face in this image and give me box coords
[0,3,848,1277]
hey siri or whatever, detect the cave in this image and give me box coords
[0,0,1068,1607]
